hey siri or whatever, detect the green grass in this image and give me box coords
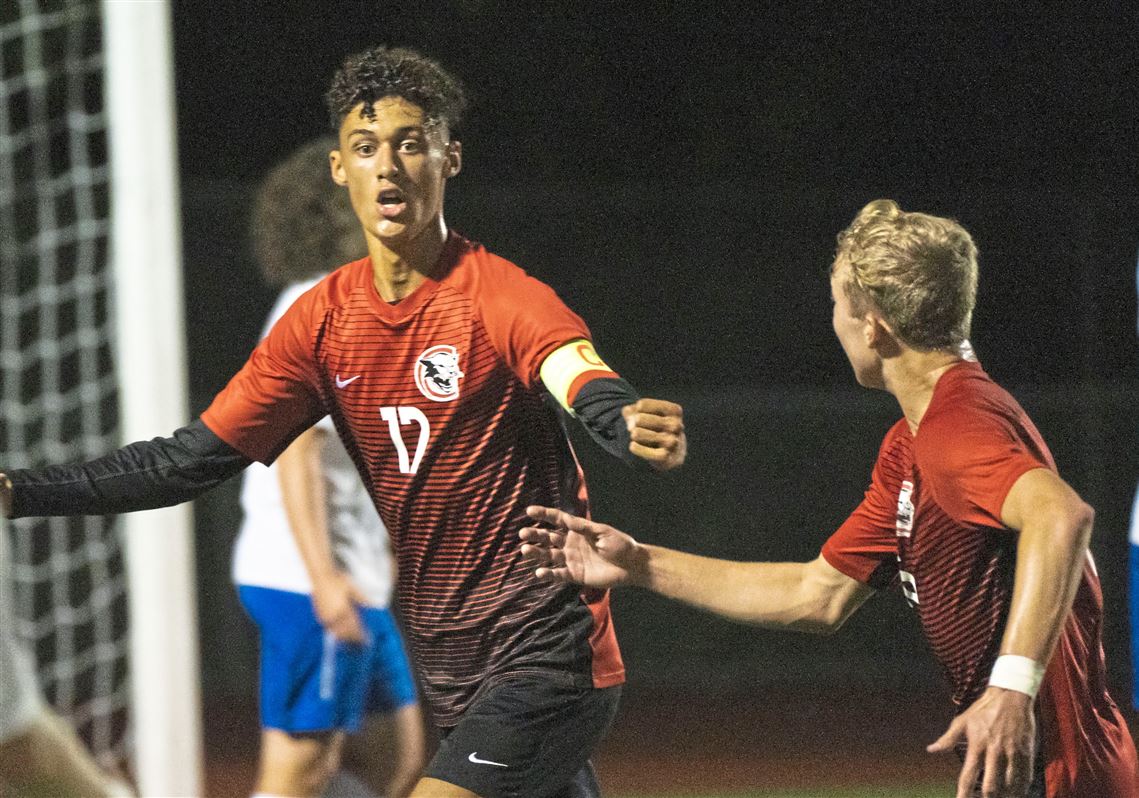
[615,788,950,798]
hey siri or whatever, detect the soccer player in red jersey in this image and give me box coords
[519,200,1138,798]
[0,47,686,798]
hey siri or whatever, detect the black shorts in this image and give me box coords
[425,671,621,798]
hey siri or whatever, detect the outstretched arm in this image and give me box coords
[520,505,873,634]
[1,419,251,519]
[928,468,1094,798]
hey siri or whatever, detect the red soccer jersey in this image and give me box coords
[822,361,1137,797]
[202,232,624,725]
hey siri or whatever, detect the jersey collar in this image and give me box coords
[362,231,464,324]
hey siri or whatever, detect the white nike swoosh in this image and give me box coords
[467,752,508,767]
[335,374,361,389]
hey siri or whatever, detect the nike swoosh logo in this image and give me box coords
[467,752,508,767]
[335,374,361,389]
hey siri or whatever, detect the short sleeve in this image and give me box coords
[200,291,325,464]
[821,434,903,590]
[477,262,593,388]
[917,417,1048,529]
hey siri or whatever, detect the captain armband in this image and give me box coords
[988,654,1045,699]
[539,339,618,412]
[538,339,641,464]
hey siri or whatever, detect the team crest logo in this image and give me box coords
[414,345,464,402]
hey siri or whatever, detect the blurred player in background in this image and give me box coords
[520,200,1137,798]
[0,46,686,798]
[234,138,425,798]
[0,519,134,797]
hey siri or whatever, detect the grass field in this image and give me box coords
[617,788,950,798]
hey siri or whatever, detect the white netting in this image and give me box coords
[0,0,129,767]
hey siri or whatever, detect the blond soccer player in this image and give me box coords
[520,200,1138,798]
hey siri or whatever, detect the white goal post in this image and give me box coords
[102,1,203,795]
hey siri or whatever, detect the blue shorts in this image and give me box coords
[239,585,417,733]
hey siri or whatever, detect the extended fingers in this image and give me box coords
[927,717,977,798]
[1005,747,1031,796]
[525,505,567,527]
[927,716,964,754]
[519,526,567,548]
[534,565,574,582]
[519,541,566,568]
[980,744,1003,798]
[519,525,569,572]
[524,506,605,540]
[956,743,982,798]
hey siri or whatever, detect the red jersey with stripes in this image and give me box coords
[202,232,624,726]
[821,361,1136,798]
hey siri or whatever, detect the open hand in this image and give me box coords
[927,687,1036,798]
[623,399,686,471]
[519,505,644,589]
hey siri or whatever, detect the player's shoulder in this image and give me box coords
[921,362,1022,438]
[283,258,369,313]
[446,232,551,294]
[313,256,372,303]
[260,259,370,342]
[916,361,1032,469]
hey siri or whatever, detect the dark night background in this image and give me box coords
[170,0,1139,739]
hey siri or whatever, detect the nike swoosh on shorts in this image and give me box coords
[467,752,508,767]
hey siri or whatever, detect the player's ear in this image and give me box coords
[329,148,348,186]
[863,313,885,347]
[866,314,900,353]
[445,140,462,178]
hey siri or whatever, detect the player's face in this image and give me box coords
[330,97,461,252]
[830,259,884,389]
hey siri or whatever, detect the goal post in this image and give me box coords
[102,1,203,795]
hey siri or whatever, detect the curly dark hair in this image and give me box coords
[325,46,468,133]
[249,136,364,288]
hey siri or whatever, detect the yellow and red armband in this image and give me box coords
[540,340,643,464]
[539,339,618,413]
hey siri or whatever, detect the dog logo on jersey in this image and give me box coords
[895,480,915,538]
[414,345,464,402]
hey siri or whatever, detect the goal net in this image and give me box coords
[0,0,128,768]
[1,3,201,792]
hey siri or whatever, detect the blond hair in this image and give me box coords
[833,199,978,350]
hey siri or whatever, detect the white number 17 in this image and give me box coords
[380,406,430,474]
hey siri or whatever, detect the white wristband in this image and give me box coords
[988,654,1045,698]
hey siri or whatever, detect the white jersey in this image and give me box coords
[232,279,393,607]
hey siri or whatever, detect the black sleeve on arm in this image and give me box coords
[570,376,641,465]
[7,419,252,518]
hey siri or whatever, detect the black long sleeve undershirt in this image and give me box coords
[7,419,251,518]
[570,376,641,465]
[7,378,642,519]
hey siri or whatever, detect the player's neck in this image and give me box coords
[367,220,449,302]
[884,348,968,433]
